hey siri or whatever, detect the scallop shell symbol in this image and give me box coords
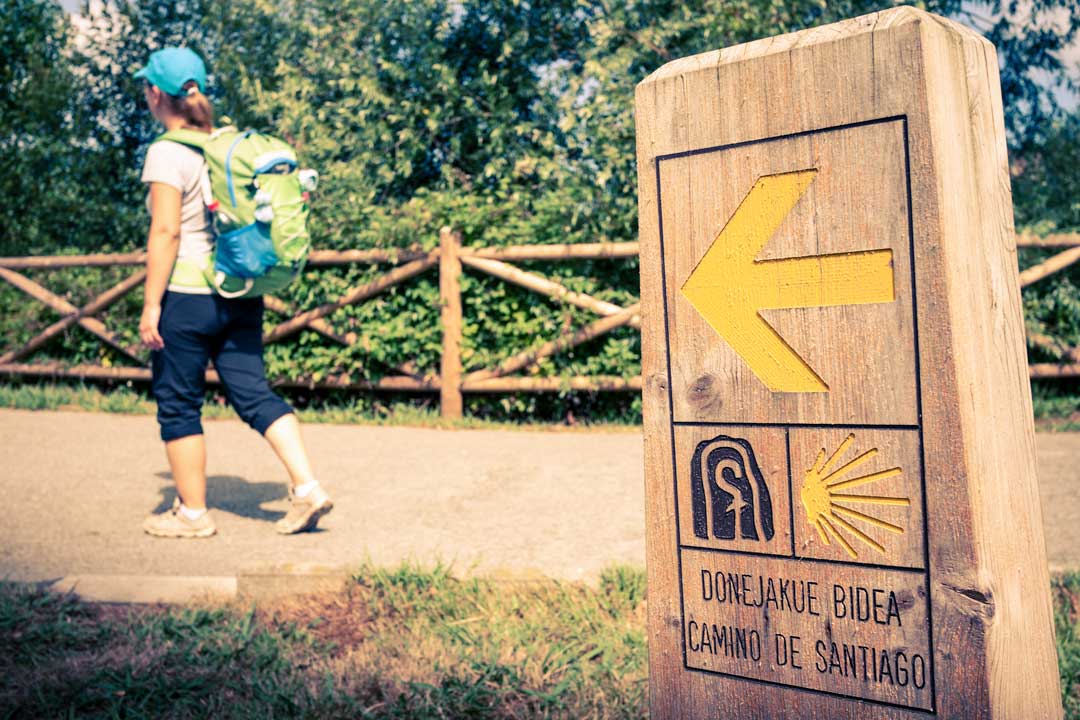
[801,433,910,559]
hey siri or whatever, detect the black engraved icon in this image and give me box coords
[690,435,775,541]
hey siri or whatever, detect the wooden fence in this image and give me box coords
[0,228,1078,418]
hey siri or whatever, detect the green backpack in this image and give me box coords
[155,126,314,298]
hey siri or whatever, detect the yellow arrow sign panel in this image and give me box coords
[680,169,895,393]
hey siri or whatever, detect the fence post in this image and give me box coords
[439,226,464,419]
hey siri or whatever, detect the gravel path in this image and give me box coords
[1,409,1077,582]
[1,409,644,582]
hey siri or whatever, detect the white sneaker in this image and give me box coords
[275,485,333,535]
[142,499,216,538]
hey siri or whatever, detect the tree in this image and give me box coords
[1014,111,1080,232]
[51,0,1080,257]
[5,0,1079,419]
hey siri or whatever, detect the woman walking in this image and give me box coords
[135,47,332,538]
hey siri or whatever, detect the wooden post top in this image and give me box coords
[635,7,1061,719]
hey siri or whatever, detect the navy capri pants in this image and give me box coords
[151,291,293,442]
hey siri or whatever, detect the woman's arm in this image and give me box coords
[139,182,183,350]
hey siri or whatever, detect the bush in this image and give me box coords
[4,0,1079,422]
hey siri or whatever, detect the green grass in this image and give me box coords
[5,565,1080,717]
[1057,573,1080,718]
[0,381,640,433]
[1033,382,1080,431]
[4,379,1080,432]
[0,564,648,719]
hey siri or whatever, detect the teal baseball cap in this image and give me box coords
[134,47,207,97]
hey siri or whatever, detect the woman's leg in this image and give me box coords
[166,434,208,509]
[145,292,216,537]
[152,294,213,508]
[212,297,332,533]
[263,413,316,489]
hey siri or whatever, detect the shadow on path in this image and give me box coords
[153,472,288,522]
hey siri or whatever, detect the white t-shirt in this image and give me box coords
[141,139,214,294]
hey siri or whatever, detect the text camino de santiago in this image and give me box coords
[687,570,928,690]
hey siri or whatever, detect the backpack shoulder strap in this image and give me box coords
[154,129,221,214]
[154,128,212,151]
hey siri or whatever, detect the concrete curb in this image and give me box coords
[237,563,349,599]
[44,564,350,604]
[37,563,610,604]
[48,575,237,604]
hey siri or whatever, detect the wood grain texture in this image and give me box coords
[0,362,442,390]
[635,7,1060,718]
[439,227,464,419]
[789,428,924,570]
[464,303,641,382]
[660,118,916,423]
[460,254,642,329]
[1019,245,1080,287]
[261,252,439,343]
[0,267,145,365]
[0,269,146,364]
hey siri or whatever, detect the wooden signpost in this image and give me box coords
[635,7,1062,718]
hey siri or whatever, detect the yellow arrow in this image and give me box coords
[680,169,895,393]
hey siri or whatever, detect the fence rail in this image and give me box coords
[1,230,1078,418]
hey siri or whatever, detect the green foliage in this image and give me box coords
[1015,113,1080,234]
[0,0,146,256]
[0,379,646,429]
[0,582,110,668]
[7,568,1080,717]
[972,0,1080,148]
[1014,109,1080,416]
[0,564,649,718]
[0,583,315,717]
[0,0,71,168]
[0,380,153,413]
[1022,243,1080,424]
[1055,573,1080,718]
[4,0,1080,422]
[1032,381,1080,430]
[1026,271,1080,359]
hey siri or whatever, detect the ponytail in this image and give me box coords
[160,80,214,133]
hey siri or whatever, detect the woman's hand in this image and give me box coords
[140,303,164,350]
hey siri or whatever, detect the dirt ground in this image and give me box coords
[0,409,644,582]
[1,408,1077,582]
